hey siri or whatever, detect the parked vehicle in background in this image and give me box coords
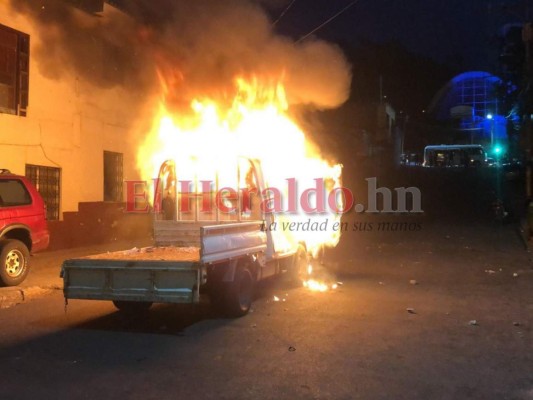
[501,157,524,180]
[400,153,422,166]
[0,169,50,286]
[486,157,496,167]
[423,145,486,168]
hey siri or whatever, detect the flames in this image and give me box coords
[137,75,342,289]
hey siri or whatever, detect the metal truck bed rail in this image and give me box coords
[200,221,266,264]
[62,259,202,303]
[61,221,266,305]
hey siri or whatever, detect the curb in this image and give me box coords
[0,285,61,309]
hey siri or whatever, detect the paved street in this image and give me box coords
[0,214,532,399]
[2,1,532,399]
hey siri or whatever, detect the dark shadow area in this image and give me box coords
[342,164,525,224]
[66,277,296,336]
[0,275,302,400]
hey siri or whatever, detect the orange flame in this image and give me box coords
[137,75,343,257]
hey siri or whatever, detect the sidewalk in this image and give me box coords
[0,238,152,309]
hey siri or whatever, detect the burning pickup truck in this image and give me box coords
[62,77,344,316]
[61,157,313,317]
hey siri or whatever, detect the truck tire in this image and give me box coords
[223,266,254,318]
[112,301,153,313]
[0,239,30,287]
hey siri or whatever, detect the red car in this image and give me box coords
[0,169,50,286]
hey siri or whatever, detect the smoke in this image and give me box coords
[10,0,352,109]
[9,0,151,90]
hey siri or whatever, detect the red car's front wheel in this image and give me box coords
[0,239,30,286]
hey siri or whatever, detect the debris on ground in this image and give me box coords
[513,273,519,278]
[485,269,496,274]
[273,296,280,302]
[406,308,416,314]
[288,346,296,352]
[513,322,521,327]
[123,247,139,255]
[469,320,478,326]
[410,280,418,285]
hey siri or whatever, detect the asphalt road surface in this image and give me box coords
[0,167,532,400]
[0,224,531,399]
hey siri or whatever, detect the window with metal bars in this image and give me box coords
[25,165,61,220]
[0,23,29,117]
[104,151,123,202]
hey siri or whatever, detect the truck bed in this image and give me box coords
[62,247,202,304]
[61,221,267,306]
[83,246,200,262]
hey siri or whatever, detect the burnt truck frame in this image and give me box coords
[61,158,308,317]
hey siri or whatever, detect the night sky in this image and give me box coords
[269,0,529,71]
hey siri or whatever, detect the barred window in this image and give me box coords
[104,151,123,202]
[0,24,29,117]
[25,165,61,220]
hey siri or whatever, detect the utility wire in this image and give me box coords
[272,0,298,26]
[296,0,360,43]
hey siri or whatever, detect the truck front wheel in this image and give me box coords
[0,239,30,287]
[224,266,254,318]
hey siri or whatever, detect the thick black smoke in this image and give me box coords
[10,0,352,109]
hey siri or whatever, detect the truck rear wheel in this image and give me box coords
[223,266,254,318]
[0,239,30,287]
[112,301,153,313]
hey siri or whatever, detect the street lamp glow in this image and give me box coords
[486,114,493,120]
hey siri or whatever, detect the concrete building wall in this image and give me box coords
[0,3,141,218]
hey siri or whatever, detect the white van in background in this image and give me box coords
[423,145,486,167]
